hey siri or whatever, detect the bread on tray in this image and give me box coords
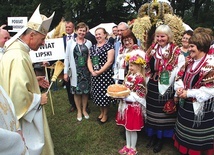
[107,84,130,98]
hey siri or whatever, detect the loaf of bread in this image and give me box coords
[107,84,130,98]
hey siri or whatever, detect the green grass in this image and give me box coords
[45,84,180,155]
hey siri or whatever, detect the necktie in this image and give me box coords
[116,36,120,42]
[67,35,72,40]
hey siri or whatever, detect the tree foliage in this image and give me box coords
[62,0,138,28]
[0,0,213,30]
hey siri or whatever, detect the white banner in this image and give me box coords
[7,17,28,32]
[30,38,65,63]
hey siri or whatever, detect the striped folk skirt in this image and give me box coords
[174,98,214,155]
[146,79,177,138]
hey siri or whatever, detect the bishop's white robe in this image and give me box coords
[0,86,29,155]
[0,39,54,155]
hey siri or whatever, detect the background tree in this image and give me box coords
[62,0,138,28]
[172,0,192,18]
[0,0,213,31]
[0,0,61,29]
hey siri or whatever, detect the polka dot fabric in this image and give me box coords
[90,42,115,106]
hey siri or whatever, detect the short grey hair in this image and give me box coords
[22,28,38,36]
[155,25,174,43]
[118,22,129,29]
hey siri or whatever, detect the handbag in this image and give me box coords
[163,99,177,114]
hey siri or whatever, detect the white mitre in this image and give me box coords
[5,4,55,48]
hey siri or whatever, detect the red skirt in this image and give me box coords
[173,135,214,155]
[116,102,144,131]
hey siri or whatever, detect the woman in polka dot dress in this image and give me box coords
[88,27,115,123]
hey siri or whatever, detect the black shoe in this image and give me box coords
[146,136,158,148]
[97,117,102,121]
[99,118,108,124]
[153,139,163,153]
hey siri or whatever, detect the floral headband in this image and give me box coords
[125,54,146,67]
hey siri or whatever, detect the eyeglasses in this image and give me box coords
[118,28,128,32]
[182,37,190,40]
[123,38,133,43]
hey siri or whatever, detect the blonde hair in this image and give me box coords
[76,22,88,31]
[155,25,174,43]
[125,62,147,94]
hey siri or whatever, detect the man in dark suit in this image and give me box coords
[85,31,96,45]
[63,21,76,112]
[113,22,129,68]
[112,25,119,43]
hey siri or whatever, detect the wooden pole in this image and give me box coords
[45,67,55,115]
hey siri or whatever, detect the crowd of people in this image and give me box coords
[0,3,214,155]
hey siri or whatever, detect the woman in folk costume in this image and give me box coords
[0,86,29,155]
[113,29,140,84]
[180,30,193,59]
[174,31,214,155]
[145,24,185,153]
[0,5,55,155]
[117,50,147,155]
